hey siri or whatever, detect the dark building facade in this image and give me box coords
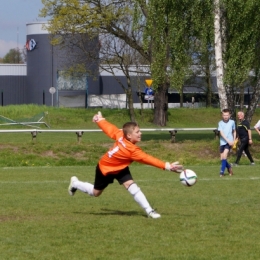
[26,22,99,107]
[0,22,254,108]
[0,65,27,106]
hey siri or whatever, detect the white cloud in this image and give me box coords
[0,40,24,58]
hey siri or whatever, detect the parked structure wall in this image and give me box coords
[0,64,27,105]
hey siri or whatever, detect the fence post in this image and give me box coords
[76,131,84,143]
[169,130,177,143]
[31,131,37,142]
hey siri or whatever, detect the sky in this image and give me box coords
[0,0,45,58]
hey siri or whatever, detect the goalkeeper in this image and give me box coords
[68,112,184,219]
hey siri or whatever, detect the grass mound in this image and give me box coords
[0,105,260,166]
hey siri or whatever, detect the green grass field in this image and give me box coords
[1,105,260,259]
[1,165,260,260]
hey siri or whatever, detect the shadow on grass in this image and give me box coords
[85,208,145,217]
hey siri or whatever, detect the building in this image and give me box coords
[0,22,253,109]
[0,22,145,108]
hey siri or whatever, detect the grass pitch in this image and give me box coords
[1,165,260,259]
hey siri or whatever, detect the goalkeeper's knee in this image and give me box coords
[127,183,140,196]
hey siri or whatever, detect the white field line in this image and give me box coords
[0,128,217,133]
[0,177,260,184]
[0,181,68,184]
[0,166,89,170]
[136,177,260,182]
[1,165,258,170]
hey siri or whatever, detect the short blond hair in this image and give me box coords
[123,122,138,137]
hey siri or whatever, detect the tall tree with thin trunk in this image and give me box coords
[143,0,196,124]
[214,0,227,110]
[222,0,260,122]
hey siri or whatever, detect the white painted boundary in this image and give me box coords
[0,127,218,142]
[0,128,217,133]
[0,177,259,184]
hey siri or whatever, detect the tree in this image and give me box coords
[42,0,260,125]
[213,0,227,110]
[41,0,150,118]
[142,0,197,123]
[2,48,24,64]
[99,31,147,122]
[186,0,215,107]
[41,0,206,125]
[216,0,260,121]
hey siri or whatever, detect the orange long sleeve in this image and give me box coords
[97,120,166,175]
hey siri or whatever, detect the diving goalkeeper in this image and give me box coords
[68,112,183,219]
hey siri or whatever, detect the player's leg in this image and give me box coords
[126,181,161,218]
[243,143,254,163]
[68,176,98,196]
[223,145,233,175]
[220,146,227,176]
[68,164,108,197]
[234,141,247,164]
[116,167,161,218]
[225,158,233,176]
[220,145,230,176]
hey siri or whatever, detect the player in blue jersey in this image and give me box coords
[217,109,236,177]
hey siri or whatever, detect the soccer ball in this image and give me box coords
[180,169,197,187]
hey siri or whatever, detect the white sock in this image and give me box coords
[74,180,94,196]
[128,183,152,214]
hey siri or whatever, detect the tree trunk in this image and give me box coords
[239,86,244,109]
[153,84,168,126]
[137,85,144,118]
[127,100,136,122]
[180,86,184,108]
[225,85,236,120]
[205,67,212,107]
[125,82,136,122]
[245,80,260,123]
[214,0,227,110]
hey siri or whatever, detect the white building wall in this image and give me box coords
[89,94,126,108]
[0,64,27,76]
[27,21,49,35]
[88,94,187,109]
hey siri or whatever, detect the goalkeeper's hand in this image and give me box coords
[92,111,105,123]
[165,161,184,173]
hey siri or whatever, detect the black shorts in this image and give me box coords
[94,164,133,190]
[219,143,231,153]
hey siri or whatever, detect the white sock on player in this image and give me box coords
[74,180,94,196]
[128,183,152,214]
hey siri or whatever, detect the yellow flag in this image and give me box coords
[232,138,238,150]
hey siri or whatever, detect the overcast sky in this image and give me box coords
[0,0,45,58]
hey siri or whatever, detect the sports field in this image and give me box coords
[1,165,260,259]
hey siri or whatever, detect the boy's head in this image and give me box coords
[222,108,231,122]
[123,122,142,144]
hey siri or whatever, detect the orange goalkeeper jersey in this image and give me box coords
[97,120,166,175]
